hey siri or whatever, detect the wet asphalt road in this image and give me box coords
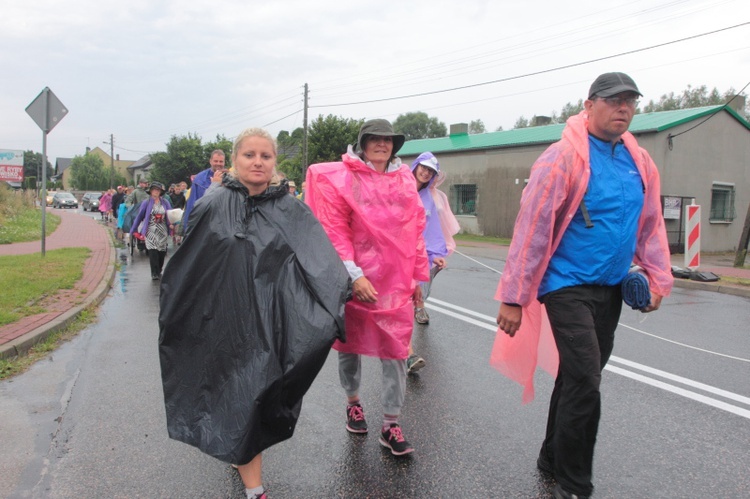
[1,220,749,498]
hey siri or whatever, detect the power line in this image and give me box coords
[311,21,750,109]
[668,80,750,145]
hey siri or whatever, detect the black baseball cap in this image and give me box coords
[588,72,642,99]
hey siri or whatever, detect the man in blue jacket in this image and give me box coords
[182,149,226,232]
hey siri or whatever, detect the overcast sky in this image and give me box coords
[3,0,749,164]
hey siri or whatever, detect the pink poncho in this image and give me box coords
[307,153,430,360]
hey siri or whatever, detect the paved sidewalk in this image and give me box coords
[0,209,115,359]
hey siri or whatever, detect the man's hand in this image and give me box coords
[496,303,523,337]
[211,169,227,183]
[641,292,663,313]
[353,276,378,303]
[433,257,447,270]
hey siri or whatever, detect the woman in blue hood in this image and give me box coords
[407,152,460,373]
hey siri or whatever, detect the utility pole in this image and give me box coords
[103,134,115,189]
[734,201,750,267]
[109,133,114,189]
[302,83,309,180]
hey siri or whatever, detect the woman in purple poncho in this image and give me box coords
[407,152,460,374]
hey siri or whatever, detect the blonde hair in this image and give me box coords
[232,128,277,161]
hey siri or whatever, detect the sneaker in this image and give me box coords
[406,354,426,374]
[345,403,368,434]
[552,483,589,499]
[414,307,430,324]
[379,424,414,456]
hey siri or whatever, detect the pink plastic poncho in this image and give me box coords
[491,111,673,403]
[430,171,460,255]
[307,153,430,360]
[99,192,112,213]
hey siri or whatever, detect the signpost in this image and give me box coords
[25,87,68,256]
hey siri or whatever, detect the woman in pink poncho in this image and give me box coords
[306,119,429,456]
[98,189,113,223]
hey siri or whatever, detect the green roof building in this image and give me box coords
[399,105,750,252]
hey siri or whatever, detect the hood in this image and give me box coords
[410,151,445,189]
[222,172,289,202]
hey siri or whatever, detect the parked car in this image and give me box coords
[81,192,102,211]
[52,191,79,209]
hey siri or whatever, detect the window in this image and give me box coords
[709,182,736,222]
[450,184,477,215]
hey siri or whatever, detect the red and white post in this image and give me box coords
[685,203,701,269]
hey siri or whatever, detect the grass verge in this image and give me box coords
[454,233,511,246]
[0,187,61,244]
[718,275,750,287]
[0,307,97,380]
[0,248,90,326]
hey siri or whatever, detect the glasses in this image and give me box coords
[597,96,639,108]
[368,136,393,143]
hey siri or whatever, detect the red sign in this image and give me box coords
[0,149,24,181]
[0,165,24,182]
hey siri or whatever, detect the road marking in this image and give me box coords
[425,298,750,420]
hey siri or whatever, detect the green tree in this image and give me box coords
[513,116,529,129]
[149,133,205,187]
[556,99,585,123]
[22,151,53,186]
[307,115,364,165]
[469,119,486,134]
[276,128,304,184]
[495,125,504,132]
[393,112,447,141]
[69,153,110,190]
[643,85,747,116]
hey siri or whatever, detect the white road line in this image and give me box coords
[608,356,750,406]
[424,298,750,420]
[605,365,750,420]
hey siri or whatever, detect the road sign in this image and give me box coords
[25,87,68,132]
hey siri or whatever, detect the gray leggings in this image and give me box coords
[338,352,407,416]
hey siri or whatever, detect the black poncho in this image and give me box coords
[158,177,349,465]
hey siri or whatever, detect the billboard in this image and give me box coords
[0,150,24,182]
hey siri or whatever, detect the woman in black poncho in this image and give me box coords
[158,128,349,499]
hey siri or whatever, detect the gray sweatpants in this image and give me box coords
[338,352,407,416]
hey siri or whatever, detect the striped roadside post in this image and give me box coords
[685,204,701,269]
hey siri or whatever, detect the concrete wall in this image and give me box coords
[636,112,750,252]
[403,113,749,251]
[403,145,546,237]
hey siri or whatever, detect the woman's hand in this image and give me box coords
[433,257,447,270]
[353,277,378,303]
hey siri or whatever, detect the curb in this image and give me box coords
[0,238,116,360]
[671,277,750,299]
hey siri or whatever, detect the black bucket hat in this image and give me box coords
[357,119,406,155]
[148,181,166,194]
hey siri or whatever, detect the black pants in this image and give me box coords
[148,249,166,277]
[539,285,622,496]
